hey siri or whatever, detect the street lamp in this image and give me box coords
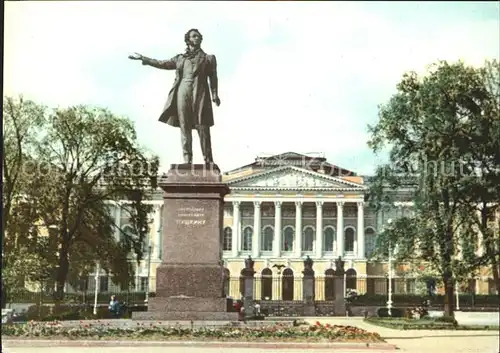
[93,262,100,315]
[145,242,152,305]
[386,219,393,317]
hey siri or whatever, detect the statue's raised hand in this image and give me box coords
[128,52,143,60]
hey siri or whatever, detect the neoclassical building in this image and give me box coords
[84,152,497,297]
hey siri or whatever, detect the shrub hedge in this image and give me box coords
[351,294,499,307]
[6,290,155,304]
[365,317,499,331]
[12,304,148,322]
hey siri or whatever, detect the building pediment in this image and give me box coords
[227,166,366,191]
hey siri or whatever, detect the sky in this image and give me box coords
[4,1,500,175]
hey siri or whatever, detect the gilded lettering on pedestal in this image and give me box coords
[176,206,207,227]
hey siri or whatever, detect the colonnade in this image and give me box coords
[230,200,366,259]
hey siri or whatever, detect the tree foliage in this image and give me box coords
[367,60,500,316]
[2,96,159,304]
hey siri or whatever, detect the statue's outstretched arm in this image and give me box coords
[141,55,177,70]
[129,52,177,70]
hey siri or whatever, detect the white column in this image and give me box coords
[476,208,483,256]
[336,202,344,257]
[154,204,162,259]
[114,202,122,241]
[376,210,383,233]
[357,201,365,259]
[315,201,323,258]
[273,201,282,257]
[295,201,303,257]
[232,201,240,257]
[252,201,261,258]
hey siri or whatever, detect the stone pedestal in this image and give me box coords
[333,256,346,316]
[302,256,316,316]
[333,276,346,316]
[242,256,256,319]
[133,164,238,321]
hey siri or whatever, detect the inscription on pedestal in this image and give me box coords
[176,207,207,227]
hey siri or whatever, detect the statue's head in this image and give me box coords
[185,28,203,48]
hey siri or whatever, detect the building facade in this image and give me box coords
[85,152,497,297]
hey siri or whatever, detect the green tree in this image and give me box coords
[368,60,498,316]
[2,96,48,307]
[454,59,500,294]
[35,105,159,302]
[3,97,159,304]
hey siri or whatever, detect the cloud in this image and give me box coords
[4,2,499,174]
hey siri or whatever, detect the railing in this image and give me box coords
[6,275,498,311]
[226,275,418,301]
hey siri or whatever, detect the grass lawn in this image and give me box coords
[365,317,500,331]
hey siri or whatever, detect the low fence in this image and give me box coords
[7,275,498,312]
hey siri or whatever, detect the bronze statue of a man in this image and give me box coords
[129,28,220,164]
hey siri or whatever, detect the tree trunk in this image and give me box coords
[443,272,455,317]
[492,262,500,295]
[54,245,70,311]
[1,278,7,309]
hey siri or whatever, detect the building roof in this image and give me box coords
[223,152,357,177]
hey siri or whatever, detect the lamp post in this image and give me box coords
[386,219,393,317]
[455,281,460,311]
[387,242,393,317]
[145,242,152,305]
[93,262,100,315]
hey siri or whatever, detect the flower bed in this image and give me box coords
[2,321,384,343]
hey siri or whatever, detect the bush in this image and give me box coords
[376,307,405,318]
[6,291,155,305]
[21,304,150,321]
[352,294,499,307]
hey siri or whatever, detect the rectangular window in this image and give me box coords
[140,277,148,292]
[99,276,109,292]
[223,227,232,251]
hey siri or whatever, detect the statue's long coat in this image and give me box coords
[141,50,218,129]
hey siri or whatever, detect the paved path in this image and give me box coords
[306,318,500,353]
[1,348,388,353]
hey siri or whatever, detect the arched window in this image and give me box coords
[261,268,273,299]
[364,227,376,258]
[323,226,335,252]
[303,226,314,252]
[223,227,232,251]
[324,269,335,300]
[261,226,274,251]
[344,227,355,252]
[242,226,253,251]
[346,268,357,291]
[282,268,294,300]
[282,226,294,251]
[121,225,135,243]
